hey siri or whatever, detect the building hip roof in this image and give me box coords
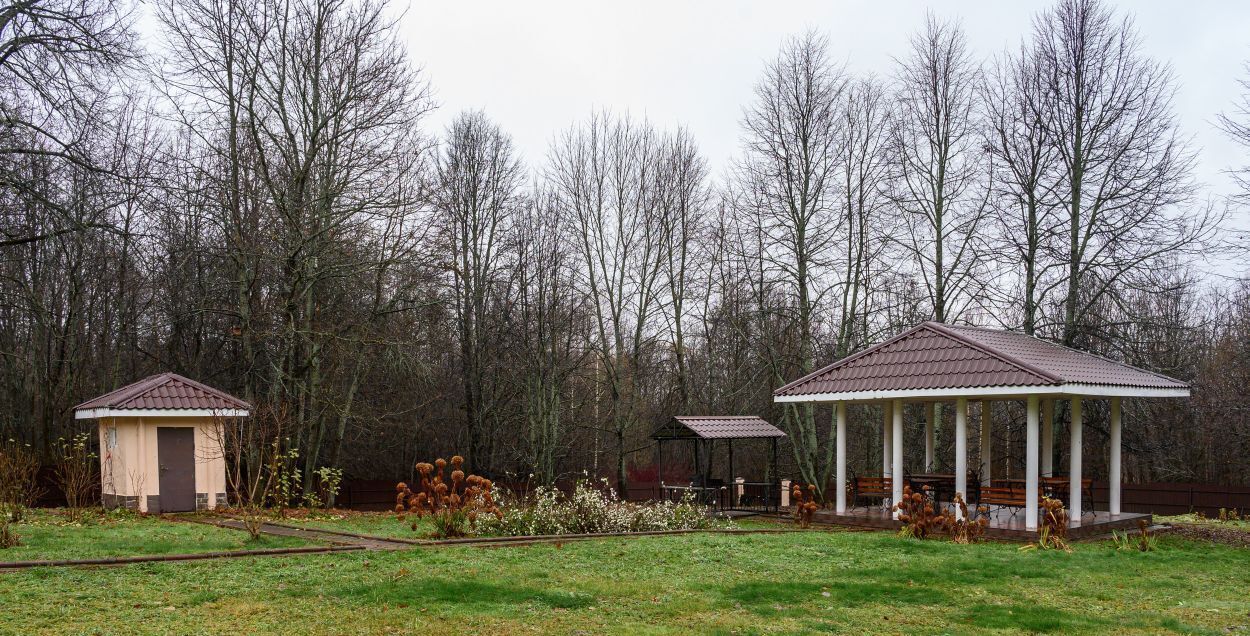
[774,321,1189,398]
[74,372,252,412]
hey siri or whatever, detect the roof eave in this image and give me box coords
[74,408,251,420]
[774,382,1190,403]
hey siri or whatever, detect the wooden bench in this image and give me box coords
[851,476,892,510]
[1041,477,1095,515]
[978,485,1044,517]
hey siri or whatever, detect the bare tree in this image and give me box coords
[433,110,524,475]
[513,189,587,486]
[1031,0,1212,346]
[547,112,666,494]
[734,31,846,497]
[889,13,989,325]
[835,76,892,355]
[1217,62,1250,211]
[655,127,710,411]
[982,43,1059,334]
[0,0,138,247]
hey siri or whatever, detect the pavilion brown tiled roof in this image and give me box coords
[774,321,1188,398]
[653,416,786,440]
[74,372,251,412]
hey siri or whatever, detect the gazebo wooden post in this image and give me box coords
[891,399,904,520]
[1110,397,1122,516]
[925,403,936,472]
[954,397,968,521]
[1026,395,1041,530]
[770,436,778,506]
[835,401,847,514]
[656,439,664,500]
[1041,399,1055,477]
[1070,397,1083,520]
[980,401,992,487]
[727,439,735,507]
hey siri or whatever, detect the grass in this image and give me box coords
[1159,512,1250,530]
[2,516,1248,634]
[0,509,313,562]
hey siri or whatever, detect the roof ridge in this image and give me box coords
[72,373,170,410]
[924,322,1063,384]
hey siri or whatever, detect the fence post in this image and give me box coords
[781,479,791,508]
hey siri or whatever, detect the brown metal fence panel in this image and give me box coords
[331,479,1250,515]
[1089,481,1250,516]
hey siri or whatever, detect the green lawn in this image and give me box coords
[0,509,312,562]
[2,519,1248,634]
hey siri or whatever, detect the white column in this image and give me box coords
[882,401,893,478]
[835,401,847,514]
[979,401,992,487]
[780,479,791,508]
[1025,395,1040,531]
[892,399,904,520]
[1041,399,1054,478]
[955,398,968,521]
[1110,397,1122,516]
[1070,397,1083,520]
[925,403,936,472]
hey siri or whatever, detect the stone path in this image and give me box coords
[185,515,416,550]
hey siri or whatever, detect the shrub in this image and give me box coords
[949,493,988,544]
[480,479,721,537]
[1022,496,1071,552]
[395,456,500,538]
[894,484,948,539]
[0,439,42,525]
[53,433,98,522]
[790,483,820,528]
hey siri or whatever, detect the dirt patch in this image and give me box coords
[1161,523,1250,547]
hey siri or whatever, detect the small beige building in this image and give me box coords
[73,373,250,513]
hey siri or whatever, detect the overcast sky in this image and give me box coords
[396,0,1249,235]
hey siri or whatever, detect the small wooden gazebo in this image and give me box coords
[651,416,786,511]
[773,321,1189,535]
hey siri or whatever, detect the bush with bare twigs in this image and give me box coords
[894,484,950,539]
[395,456,500,538]
[791,483,820,528]
[949,493,988,544]
[53,433,98,522]
[1022,496,1071,552]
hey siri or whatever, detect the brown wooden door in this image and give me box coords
[157,427,196,512]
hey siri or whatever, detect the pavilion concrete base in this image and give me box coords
[797,507,1151,541]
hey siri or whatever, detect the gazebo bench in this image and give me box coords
[850,476,892,510]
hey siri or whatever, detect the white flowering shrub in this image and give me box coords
[480,478,724,536]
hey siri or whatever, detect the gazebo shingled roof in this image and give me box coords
[652,416,786,440]
[774,321,1187,400]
